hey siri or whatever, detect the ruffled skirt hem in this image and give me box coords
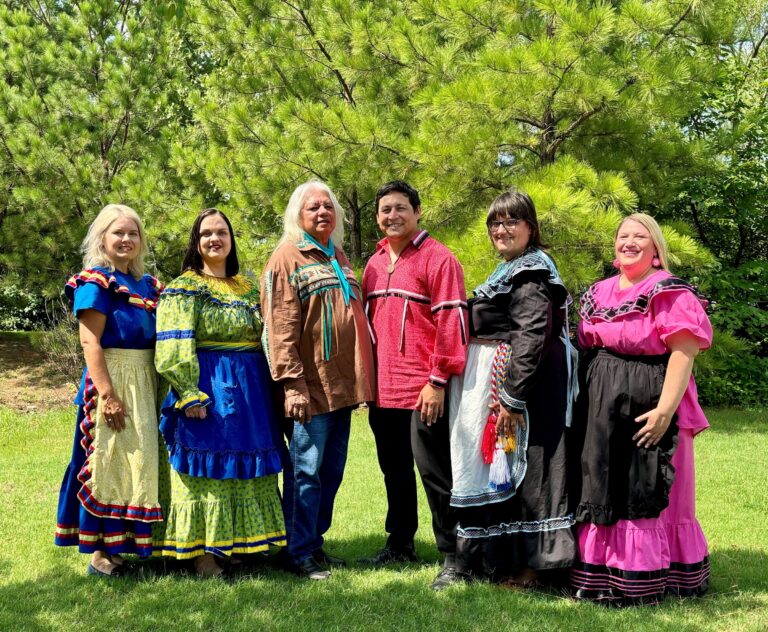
[164,441,283,481]
[572,428,709,605]
[457,516,576,579]
[571,556,710,606]
[54,519,154,558]
[152,470,286,559]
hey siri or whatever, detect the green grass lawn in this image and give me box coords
[1,406,766,631]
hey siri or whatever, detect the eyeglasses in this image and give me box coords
[303,202,335,213]
[488,218,523,231]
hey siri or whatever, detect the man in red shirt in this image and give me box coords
[361,180,469,590]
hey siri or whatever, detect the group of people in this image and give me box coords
[54,179,713,607]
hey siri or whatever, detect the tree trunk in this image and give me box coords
[539,16,558,166]
[540,107,557,165]
[347,187,362,260]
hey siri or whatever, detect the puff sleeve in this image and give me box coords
[653,289,712,351]
[65,270,113,317]
[155,280,211,410]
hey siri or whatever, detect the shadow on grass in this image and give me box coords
[704,409,768,434]
[1,546,765,631]
[710,546,768,594]
[325,533,446,565]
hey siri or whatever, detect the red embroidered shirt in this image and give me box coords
[363,230,468,409]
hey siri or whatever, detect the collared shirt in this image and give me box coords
[261,236,375,417]
[363,229,468,410]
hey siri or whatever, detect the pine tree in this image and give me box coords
[185,0,421,261]
[0,1,190,296]
[188,0,729,285]
[403,0,728,287]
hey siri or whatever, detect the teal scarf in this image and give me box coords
[302,232,353,306]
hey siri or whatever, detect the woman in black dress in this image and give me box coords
[448,190,577,584]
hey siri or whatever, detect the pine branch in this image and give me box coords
[101,111,131,163]
[365,22,410,69]
[274,61,307,103]
[496,142,542,160]
[279,153,327,182]
[401,27,438,73]
[290,109,413,163]
[542,0,696,161]
[458,8,498,35]
[651,2,695,54]
[507,114,545,129]
[29,0,53,29]
[746,28,768,73]
[0,130,27,178]
[281,1,357,106]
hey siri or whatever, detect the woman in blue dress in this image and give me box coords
[55,204,163,577]
[153,208,286,578]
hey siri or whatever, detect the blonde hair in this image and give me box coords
[617,212,670,271]
[82,204,148,278]
[278,180,346,247]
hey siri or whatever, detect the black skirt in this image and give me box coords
[455,339,576,579]
[574,349,678,525]
[455,425,576,580]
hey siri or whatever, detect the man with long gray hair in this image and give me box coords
[261,180,375,580]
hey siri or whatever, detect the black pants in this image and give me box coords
[369,406,457,555]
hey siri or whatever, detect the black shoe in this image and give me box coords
[293,556,331,580]
[430,566,469,591]
[313,549,347,568]
[358,545,417,566]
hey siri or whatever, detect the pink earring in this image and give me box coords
[652,256,661,267]
[613,258,620,269]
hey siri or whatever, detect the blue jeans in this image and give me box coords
[283,407,351,563]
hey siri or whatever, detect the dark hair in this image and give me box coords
[374,180,421,214]
[181,208,240,276]
[486,190,547,249]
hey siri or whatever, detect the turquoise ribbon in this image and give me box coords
[302,232,353,306]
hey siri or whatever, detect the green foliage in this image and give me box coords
[187,0,726,275]
[649,5,768,404]
[440,159,713,295]
[694,330,768,407]
[689,262,768,406]
[34,299,82,388]
[0,281,44,330]
[183,0,420,259]
[699,262,768,353]
[0,1,193,295]
[1,0,767,406]
[662,48,768,267]
[409,0,731,218]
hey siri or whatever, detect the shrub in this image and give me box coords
[0,284,46,331]
[694,330,768,408]
[691,262,768,407]
[33,299,83,390]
